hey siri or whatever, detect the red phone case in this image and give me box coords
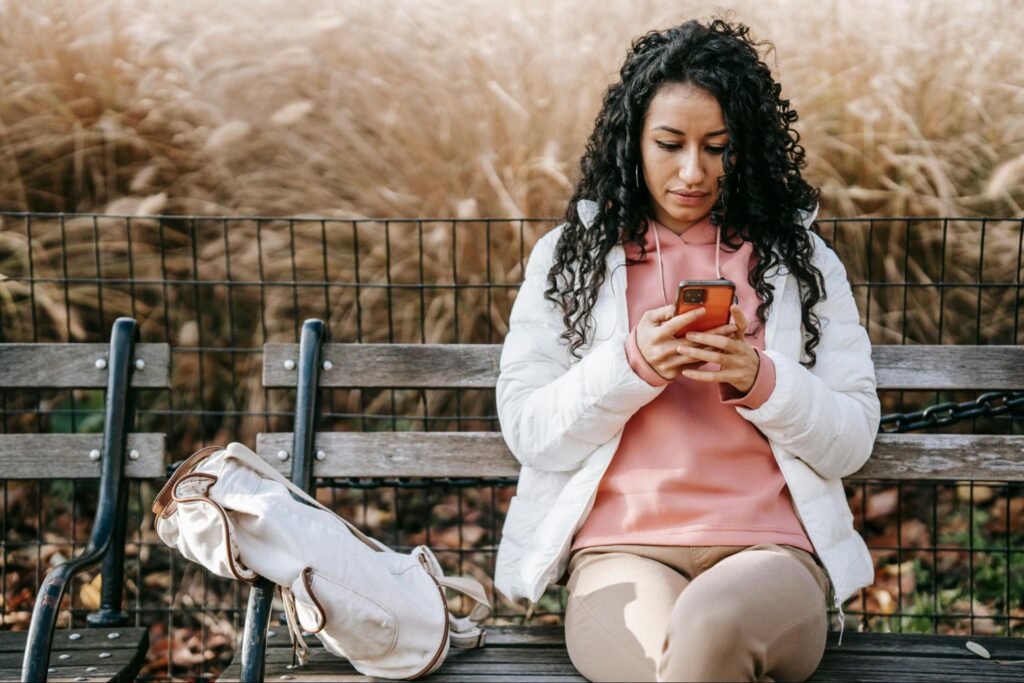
[673,280,736,338]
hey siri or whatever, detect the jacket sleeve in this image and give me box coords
[735,237,880,480]
[495,230,666,472]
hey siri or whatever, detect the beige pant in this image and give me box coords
[564,543,830,682]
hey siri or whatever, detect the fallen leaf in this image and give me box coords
[866,487,899,520]
[957,484,994,504]
[966,640,990,658]
[79,573,102,610]
[971,601,999,636]
[3,611,30,627]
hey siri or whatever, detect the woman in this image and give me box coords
[493,17,879,682]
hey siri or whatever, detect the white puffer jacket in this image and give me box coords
[494,199,879,643]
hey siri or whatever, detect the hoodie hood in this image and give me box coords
[573,199,820,232]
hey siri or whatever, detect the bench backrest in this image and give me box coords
[257,341,1024,483]
[0,341,170,479]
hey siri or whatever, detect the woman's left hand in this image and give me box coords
[677,304,760,394]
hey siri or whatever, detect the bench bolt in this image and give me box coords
[322,360,333,370]
[284,359,296,370]
[94,358,107,370]
[128,450,140,461]
[277,450,289,462]
[134,358,145,370]
[316,450,326,461]
[89,449,101,461]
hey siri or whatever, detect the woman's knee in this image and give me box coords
[564,594,659,682]
[665,596,749,656]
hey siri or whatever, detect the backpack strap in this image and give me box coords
[436,575,491,649]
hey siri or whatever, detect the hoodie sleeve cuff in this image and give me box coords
[626,325,671,387]
[720,348,775,408]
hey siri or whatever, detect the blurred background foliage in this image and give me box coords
[0,0,1022,219]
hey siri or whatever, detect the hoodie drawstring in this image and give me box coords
[652,220,722,308]
[835,596,846,646]
[653,219,667,306]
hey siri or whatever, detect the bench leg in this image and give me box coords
[240,578,276,682]
[87,460,131,628]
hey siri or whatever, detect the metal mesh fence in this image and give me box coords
[1,212,1022,679]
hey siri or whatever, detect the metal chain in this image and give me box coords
[879,390,1024,433]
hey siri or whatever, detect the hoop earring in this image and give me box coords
[635,164,640,189]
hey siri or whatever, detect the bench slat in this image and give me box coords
[217,628,1024,683]
[262,344,1024,391]
[256,432,1024,481]
[0,343,171,388]
[862,434,1024,481]
[0,627,147,653]
[479,626,1024,659]
[256,432,513,478]
[0,627,148,683]
[872,345,1024,391]
[263,343,500,388]
[0,433,165,478]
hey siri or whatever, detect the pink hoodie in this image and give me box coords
[570,215,814,553]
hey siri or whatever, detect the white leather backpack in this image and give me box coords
[152,442,491,679]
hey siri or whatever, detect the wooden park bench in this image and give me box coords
[0,318,168,682]
[217,319,1024,681]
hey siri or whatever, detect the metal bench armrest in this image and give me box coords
[21,318,139,683]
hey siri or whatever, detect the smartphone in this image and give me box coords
[673,279,736,338]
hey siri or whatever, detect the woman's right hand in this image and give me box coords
[635,304,737,381]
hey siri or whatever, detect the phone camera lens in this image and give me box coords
[683,289,706,304]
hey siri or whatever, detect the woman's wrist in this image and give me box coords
[626,325,671,386]
[721,349,776,408]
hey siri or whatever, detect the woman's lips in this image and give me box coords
[669,191,708,206]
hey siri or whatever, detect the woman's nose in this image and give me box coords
[677,150,704,186]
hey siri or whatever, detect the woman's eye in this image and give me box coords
[655,141,679,150]
[705,146,726,154]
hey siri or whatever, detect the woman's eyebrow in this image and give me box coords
[653,125,728,137]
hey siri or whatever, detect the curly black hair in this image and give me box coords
[547,17,827,366]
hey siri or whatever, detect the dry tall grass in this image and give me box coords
[1,0,1022,218]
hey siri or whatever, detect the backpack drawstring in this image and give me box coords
[281,585,310,667]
